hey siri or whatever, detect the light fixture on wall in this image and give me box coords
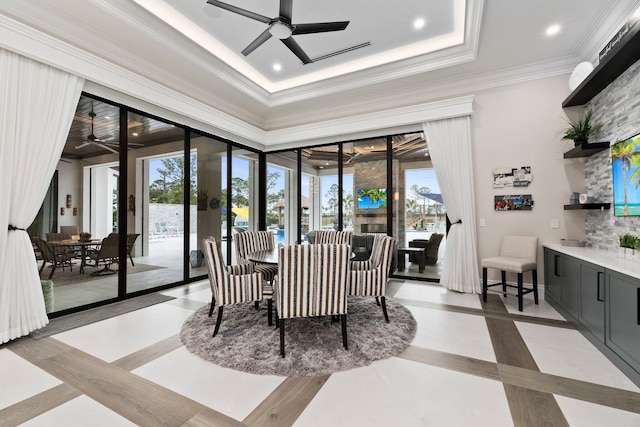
[394,192,400,201]
[66,194,72,208]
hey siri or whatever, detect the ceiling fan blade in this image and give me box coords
[292,21,349,35]
[75,142,91,149]
[206,0,271,24]
[281,37,312,64]
[241,28,272,56]
[100,144,119,154]
[279,0,293,22]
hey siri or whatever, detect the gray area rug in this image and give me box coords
[30,293,175,339]
[180,297,417,377]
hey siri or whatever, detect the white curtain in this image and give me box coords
[0,49,84,343]
[423,116,480,293]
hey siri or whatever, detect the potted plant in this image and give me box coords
[619,233,637,259]
[562,109,597,146]
[79,232,92,242]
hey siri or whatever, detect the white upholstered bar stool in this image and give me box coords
[482,235,539,311]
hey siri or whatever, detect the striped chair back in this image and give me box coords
[314,230,353,245]
[349,236,396,297]
[203,236,263,306]
[234,231,275,265]
[275,244,351,319]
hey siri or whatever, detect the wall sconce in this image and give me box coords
[60,207,65,216]
[394,191,400,201]
[66,194,72,208]
[73,207,78,216]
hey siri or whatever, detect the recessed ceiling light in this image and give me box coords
[545,24,561,37]
[272,63,282,72]
[413,17,426,30]
[132,132,139,137]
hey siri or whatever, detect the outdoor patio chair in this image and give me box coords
[34,238,74,279]
[86,234,120,275]
[126,233,140,266]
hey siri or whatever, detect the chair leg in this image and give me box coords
[532,269,539,304]
[517,273,523,312]
[482,267,488,302]
[129,254,135,266]
[255,301,259,310]
[267,299,273,326]
[341,314,348,350]
[375,296,380,306]
[212,306,224,337]
[501,271,507,297]
[48,266,56,280]
[380,296,390,323]
[208,295,215,317]
[280,319,285,358]
[39,261,46,275]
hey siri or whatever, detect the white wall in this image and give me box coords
[471,74,586,282]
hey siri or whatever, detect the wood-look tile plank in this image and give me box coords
[243,376,330,427]
[482,294,569,426]
[504,383,569,427]
[499,363,640,414]
[182,407,247,427]
[395,296,573,329]
[482,295,539,370]
[11,337,233,427]
[113,334,183,371]
[0,383,81,426]
[398,345,501,381]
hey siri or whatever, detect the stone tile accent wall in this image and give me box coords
[585,59,640,250]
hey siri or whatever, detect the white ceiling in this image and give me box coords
[0,0,639,134]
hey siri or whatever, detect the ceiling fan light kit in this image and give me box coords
[206,0,350,64]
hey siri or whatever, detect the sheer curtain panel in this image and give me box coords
[0,49,84,342]
[423,116,481,293]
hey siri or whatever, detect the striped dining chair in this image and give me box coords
[234,230,278,283]
[348,235,396,322]
[203,236,271,337]
[274,243,351,357]
[314,230,353,245]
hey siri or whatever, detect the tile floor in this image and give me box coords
[1,280,640,426]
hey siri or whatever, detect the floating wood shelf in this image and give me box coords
[563,141,610,158]
[563,23,640,107]
[564,203,610,211]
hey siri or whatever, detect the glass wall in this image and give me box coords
[190,133,227,275]
[392,133,445,281]
[266,151,298,245]
[127,111,186,293]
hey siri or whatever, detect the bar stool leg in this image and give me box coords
[517,273,523,312]
[532,269,539,304]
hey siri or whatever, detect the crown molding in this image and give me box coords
[265,96,474,149]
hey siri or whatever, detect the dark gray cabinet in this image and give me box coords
[544,248,579,318]
[579,261,605,342]
[544,249,562,301]
[606,270,640,373]
[543,247,640,386]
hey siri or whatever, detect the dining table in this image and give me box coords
[247,247,356,266]
[51,239,102,274]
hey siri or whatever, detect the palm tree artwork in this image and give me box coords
[612,136,640,216]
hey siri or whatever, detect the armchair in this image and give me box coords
[274,243,351,357]
[349,235,396,322]
[203,236,269,336]
[314,230,353,245]
[234,231,278,282]
[85,234,119,275]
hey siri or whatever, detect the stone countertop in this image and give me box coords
[543,242,640,280]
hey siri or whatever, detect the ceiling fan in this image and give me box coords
[73,111,142,153]
[206,0,349,64]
